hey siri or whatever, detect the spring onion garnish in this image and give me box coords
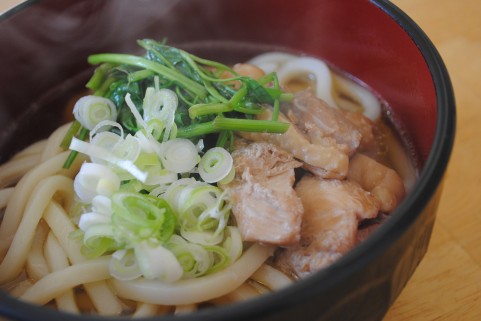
[134,241,183,282]
[74,163,120,203]
[109,249,143,281]
[158,138,200,174]
[73,96,118,130]
[198,147,233,184]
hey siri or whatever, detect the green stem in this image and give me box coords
[189,103,233,119]
[63,127,89,169]
[213,117,289,133]
[86,63,113,91]
[233,105,263,115]
[94,76,116,97]
[215,130,234,150]
[59,120,81,150]
[280,92,294,102]
[271,76,281,121]
[128,69,155,82]
[176,121,219,138]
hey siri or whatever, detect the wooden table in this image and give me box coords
[384,1,481,320]
[1,1,479,320]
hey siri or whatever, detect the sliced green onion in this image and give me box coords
[203,245,230,274]
[78,211,112,231]
[168,236,211,278]
[73,163,121,203]
[110,249,143,281]
[69,137,147,182]
[81,223,118,258]
[111,192,176,243]
[180,229,224,246]
[198,147,233,184]
[90,131,123,164]
[222,226,243,262]
[73,95,117,131]
[89,120,124,142]
[158,138,200,173]
[134,240,183,282]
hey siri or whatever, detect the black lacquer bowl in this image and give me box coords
[0,0,455,320]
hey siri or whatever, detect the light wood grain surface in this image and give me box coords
[0,1,478,320]
[385,1,481,320]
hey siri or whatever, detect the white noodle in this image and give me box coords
[0,175,74,283]
[40,122,72,161]
[11,140,47,160]
[43,201,123,315]
[0,155,41,188]
[277,56,336,107]
[132,303,160,318]
[248,52,297,74]
[0,151,83,257]
[251,264,293,290]
[111,244,274,305]
[19,256,111,305]
[0,188,13,208]
[333,74,381,121]
[25,222,50,281]
[249,52,382,120]
[44,233,79,313]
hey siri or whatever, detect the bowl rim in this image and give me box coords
[0,0,456,320]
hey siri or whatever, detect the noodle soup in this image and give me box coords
[0,40,417,316]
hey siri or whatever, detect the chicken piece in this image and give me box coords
[238,108,349,179]
[224,142,304,245]
[347,153,405,213]
[275,175,380,277]
[284,90,363,155]
[340,109,377,153]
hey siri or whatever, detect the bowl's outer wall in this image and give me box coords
[0,1,451,321]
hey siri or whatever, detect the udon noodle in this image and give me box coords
[0,44,414,316]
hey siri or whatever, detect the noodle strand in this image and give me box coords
[12,140,47,161]
[0,187,13,208]
[25,222,50,281]
[111,244,274,305]
[44,232,79,313]
[251,264,293,290]
[41,122,73,162]
[43,201,123,315]
[0,175,74,283]
[0,155,41,188]
[19,256,111,305]
[0,151,84,257]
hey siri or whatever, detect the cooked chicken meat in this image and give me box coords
[223,142,304,245]
[276,175,380,277]
[238,108,349,179]
[285,91,362,155]
[347,153,405,213]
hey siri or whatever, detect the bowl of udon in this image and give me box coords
[0,0,455,320]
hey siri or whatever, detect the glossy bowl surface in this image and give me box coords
[0,0,455,320]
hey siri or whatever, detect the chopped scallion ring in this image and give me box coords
[73,95,117,130]
[198,147,233,183]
